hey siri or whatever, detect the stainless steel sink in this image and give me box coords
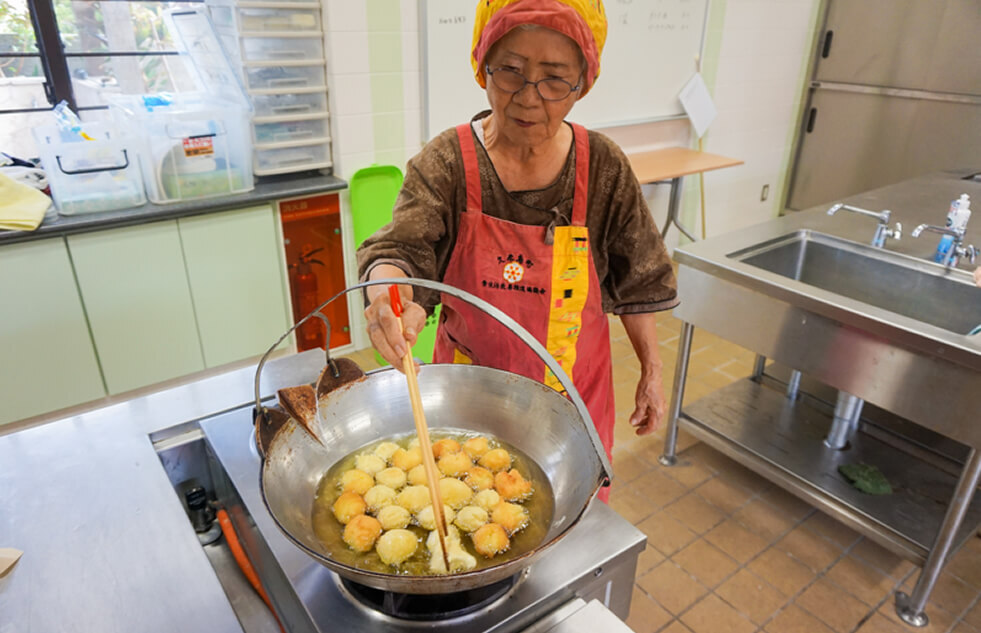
[729,230,981,336]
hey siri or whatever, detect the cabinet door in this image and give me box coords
[68,222,205,394]
[0,239,105,425]
[179,206,291,367]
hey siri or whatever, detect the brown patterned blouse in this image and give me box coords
[357,112,678,314]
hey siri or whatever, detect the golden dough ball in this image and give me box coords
[373,441,400,462]
[478,448,512,472]
[462,436,491,459]
[391,446,423,471]
[395,485,432,514]
[415,504,456,531]
[464,466,495,491]
[431,438,461,459]
[332,491,366,524]
[375,467,407,490]
[339,469,374,495]
[492,501,530,535]
[473,489,501,512]
[376,505,412,530]
[494,469,533,502]
[354,454,386,476]
[407,437,421,449]
[427,528,475,574]
[454,505,489,533]
[437,451,472,478]
[342,514,382,552]
[376,529,419,566]
[438,477,474,510]
[448,543,477,572]
[364,484,397,512]
[472,523,510,558]
[407,464,428,486]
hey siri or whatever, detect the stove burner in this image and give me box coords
[339,575,518,621]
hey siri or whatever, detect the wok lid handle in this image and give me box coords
[252,278,612,488]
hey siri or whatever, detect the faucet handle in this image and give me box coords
[887,222,901,241]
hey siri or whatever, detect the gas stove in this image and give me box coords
[199,406,645,632]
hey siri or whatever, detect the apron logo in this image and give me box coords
[503,261,524,283]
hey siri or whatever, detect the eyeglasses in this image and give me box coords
[485,65,581,101]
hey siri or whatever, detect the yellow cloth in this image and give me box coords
[0,173,51,232]
[471,0,608,96]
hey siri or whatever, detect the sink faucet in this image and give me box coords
[911,224,978,268]
[827,203,902,249]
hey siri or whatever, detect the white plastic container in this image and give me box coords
[253,114,329,144]
[253,139,331,175]
[32,122,146,215]
[244,63,325,91]
[240,34,324,62]
[110,94,253,204]
[251,89,327,117]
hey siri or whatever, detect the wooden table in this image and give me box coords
[627,147,743,241]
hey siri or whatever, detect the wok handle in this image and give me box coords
[253,278,612,487]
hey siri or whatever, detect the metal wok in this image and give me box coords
[253,279,612,594]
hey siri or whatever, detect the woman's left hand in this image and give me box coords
[629,369,667,435]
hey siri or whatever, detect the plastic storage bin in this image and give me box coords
[244,63,325,91]
[254,140,331,175]
[251,90,327,117]
[110,94,253,204]
[253,114,329,144]
[32,122,146,215]
[240,35,324,62]
[237,7,322,33]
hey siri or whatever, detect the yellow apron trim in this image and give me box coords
[543,225,590,392]
[453,347,473,365]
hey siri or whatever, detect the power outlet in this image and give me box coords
[760,184,770,201]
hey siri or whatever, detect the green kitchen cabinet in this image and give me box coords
[179,206,291,367]
[0,239,106,425]
[68,221,205,395]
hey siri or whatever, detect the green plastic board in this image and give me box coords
[350,164,440,364]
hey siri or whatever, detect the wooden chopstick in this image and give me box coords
[388,285,451,572]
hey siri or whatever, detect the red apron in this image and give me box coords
[434,122,615,500]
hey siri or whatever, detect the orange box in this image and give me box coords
[280,193,351,351]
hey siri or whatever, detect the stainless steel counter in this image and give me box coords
[0,350,325,633]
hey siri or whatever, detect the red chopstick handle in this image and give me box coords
[388,284,403,317]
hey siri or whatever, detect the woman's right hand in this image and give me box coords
[364,264,428,369]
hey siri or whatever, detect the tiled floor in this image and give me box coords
[607,311,981,633]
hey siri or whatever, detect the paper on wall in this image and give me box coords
[0,548,23,577]
[679,72,717,139]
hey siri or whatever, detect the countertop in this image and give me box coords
[0,171,347,246]
[0,349,325,633]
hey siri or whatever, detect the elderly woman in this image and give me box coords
[357,0,678,494]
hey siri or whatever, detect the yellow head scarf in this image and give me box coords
[471,0,607,97]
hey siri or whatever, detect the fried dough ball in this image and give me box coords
[438,477,474,510]
[437,451,472,478]
[492,501,530,535]
[427,527,476,574]
[494,469,533,502]
[376,505,412,530]
[415,504,456,531]
[407,464,428,486]
[478,448,511,472]
[339,469,374,495]
[473,489,501,512]
[391,446,423,471]
[373,441,400,462]
[395,485,431,514]
[332,491,366,524]
[464,466,495,491]
[354,454,386,476]
[364,484,397,512]
[375,467,407,490]
[462,436,491,459]
[454,505,489,533]
[472,523,510,558]
[407,437,420,449]
[342,514,382,552]
[431,438,461,459]
[376,529,418,566]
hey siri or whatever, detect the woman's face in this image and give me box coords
[484,26,583,148]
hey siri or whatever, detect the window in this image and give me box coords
[1,0,201,158]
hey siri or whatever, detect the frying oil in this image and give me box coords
[311,430,554,576]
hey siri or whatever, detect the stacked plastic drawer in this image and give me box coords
[208,0,332,176]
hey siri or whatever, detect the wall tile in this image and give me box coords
[367,32,403,74]
[336,113,374,155]
[331,74,372,116]
[370,73,404,114]
[328,31,371,75]
[325,0,367,32]
[366,0,402,33]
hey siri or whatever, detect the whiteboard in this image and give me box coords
[421,0,710,139]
